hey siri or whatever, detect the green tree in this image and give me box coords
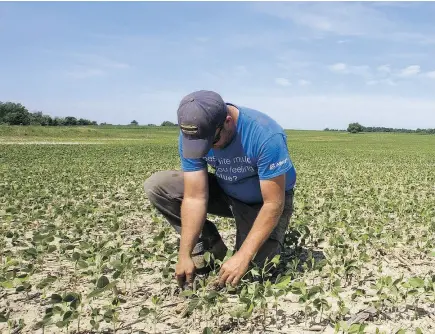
[130,120,138,126]
[161,121,177,126]
[3,110,31,125]
[64,116,78,126]
[0,102,29,123]
[347,122,364,134]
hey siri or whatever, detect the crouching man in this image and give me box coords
[144,90,297,288]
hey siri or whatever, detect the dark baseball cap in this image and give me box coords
[177,90,228,159]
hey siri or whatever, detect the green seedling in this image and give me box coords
[334,321,367,334]
[35,291,82,333]
[139,295,163,334]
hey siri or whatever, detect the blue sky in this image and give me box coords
[1,1,434,130]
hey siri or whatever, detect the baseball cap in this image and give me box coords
[177,90,228,159]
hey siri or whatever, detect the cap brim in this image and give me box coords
[182,135,213,159]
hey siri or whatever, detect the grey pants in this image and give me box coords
[143,170,294,265]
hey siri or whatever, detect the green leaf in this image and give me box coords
[24,247,38,258]
[103,309,114,322]
[96,275,109,289]
[204,252,211,264]
[349,323,366,333]
[87,288,104,299]
[47,245,57,253]
[63,311,73,321]
[152,295,161,305]
[271,254,280,265]
[139,307,150,317]
[79,241,91,249]
[0,312,8,322]
[239,297,251,305]
[36,276,57,289]
[250,268,260,277]
[416,328,423,334]
[112,270,122,279]
[56,321,65,328]
[53,306,63,314]
[242,303,254,319]
[63,293,78,303]
[110,222,120,232]
[77,260,88,268]
[16,285,25,292]
[50,294,63,304]
[72,252,80,261]
[275,275,292,289]
[1,281,14,289]
[186,298,201,315]
[180,290,194,297]
[203,327,213,334]
[408,277,425,288]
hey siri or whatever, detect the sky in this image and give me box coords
[1,1,434,130]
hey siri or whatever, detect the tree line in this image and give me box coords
[324,122,435,134]
[0,101,178,127]
[0,101,98,126]
[345,122,435,134]
[3,100,431,133]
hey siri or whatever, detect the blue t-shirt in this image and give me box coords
[178,103,297,204]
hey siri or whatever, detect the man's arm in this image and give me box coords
[178,168,209,258]
[237,174,285,259]
[175,168,208,287]
[218,174,285,286]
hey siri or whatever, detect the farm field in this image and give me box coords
[1,126,435,334]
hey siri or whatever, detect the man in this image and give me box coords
[144,90,296,288]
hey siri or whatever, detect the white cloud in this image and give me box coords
[252,2,435,44]
[425,71,435,79]
[275,78,291,86]
[65,67,105,79]
[377,64,391,74]
[275,51,315,74]
[72,53,130,69]
[398,65,421,77]
[328,63,371,78]
[298,79,311,86]
[63,53,130,79]
[365,79,397,86]
[253,2,394,37]
[329,63,347,72]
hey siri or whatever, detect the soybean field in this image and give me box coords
[1,126,435,334]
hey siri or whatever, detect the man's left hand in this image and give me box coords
[218,252,251,287]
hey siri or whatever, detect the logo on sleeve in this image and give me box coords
[269,158,289,170]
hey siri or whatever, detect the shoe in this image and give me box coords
[209,238,228,262]
[191,238,228,274]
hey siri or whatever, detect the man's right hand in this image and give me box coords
[175,256,196,288]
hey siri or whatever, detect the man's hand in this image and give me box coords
[176,169,208,288]
[217,174,286,288]
[218,252,251,287]
[175,256,196,288]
